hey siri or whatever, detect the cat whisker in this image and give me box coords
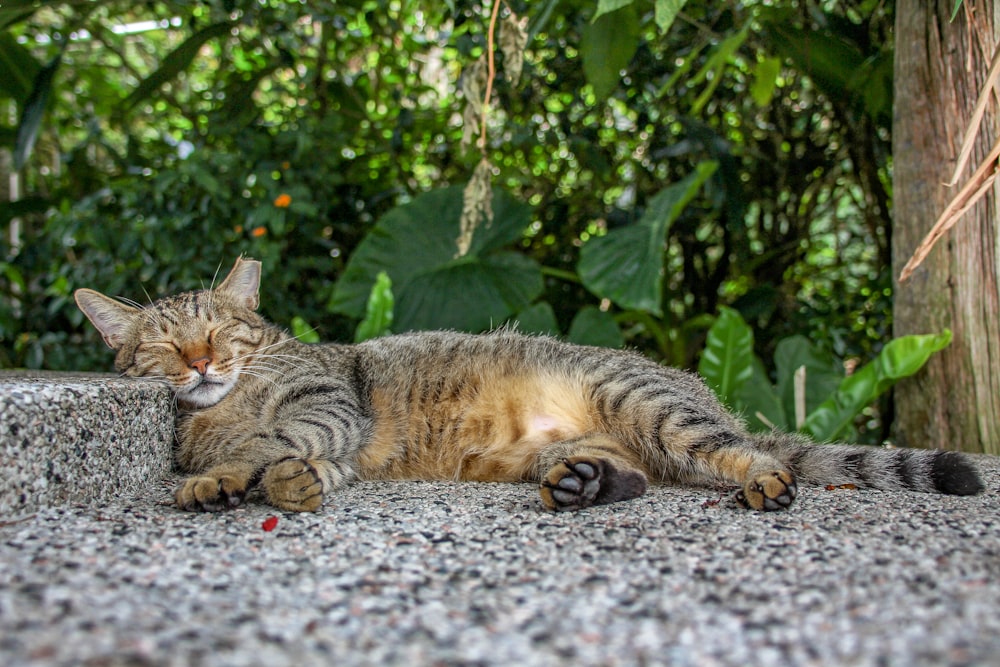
[251,353,320,369]
[241,365,286,377]
[210,258,225,291]
[236,369,279,387]
[117,295,147,310]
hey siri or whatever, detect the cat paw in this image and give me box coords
[175,474,247,512]
[262,457,324,512]
[540,457,647,512]
[735,470,797,511]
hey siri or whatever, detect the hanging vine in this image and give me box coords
[456,0,528,257]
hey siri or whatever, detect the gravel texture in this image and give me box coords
[0,373,174,515]
[1,457,998,667]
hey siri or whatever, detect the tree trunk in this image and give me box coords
[893,1,1000,455]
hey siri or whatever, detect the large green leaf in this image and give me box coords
[766,22,865,98]
[581,4,640,99]
[121,22,233,112]
[511,302,560,336]
[330,186,540,333]
[14,47,62,170]
[396,252,542,332]
[0,32,41,103]
[567,306,624,348]
[774,335,843,430]
[698,306,754,406]
[735,356,787,432]
[578,161,717,315]
[803,331,953,442]
[763,17,891,121]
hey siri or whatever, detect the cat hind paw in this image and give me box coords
[735,470,797,511]
[540,456,647,512]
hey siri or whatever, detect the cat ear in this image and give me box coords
[216,256,261,310]
[74,289,141,350]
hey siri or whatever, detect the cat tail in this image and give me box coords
[751,431,984,496]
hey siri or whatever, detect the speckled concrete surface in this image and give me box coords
[1,457,998,667]
[0,373,174,515]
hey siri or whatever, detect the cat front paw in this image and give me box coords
[262,457,324,512]
[175,474,247,512]
[735,470,797,511]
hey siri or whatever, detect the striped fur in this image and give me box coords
[75,258,984,513]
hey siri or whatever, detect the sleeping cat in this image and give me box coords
[74,257,983,513]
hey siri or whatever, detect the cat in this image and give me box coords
[74,257,984,513]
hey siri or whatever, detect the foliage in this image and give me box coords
[1,0,896,387]
[354,271,394,343]
[698,307,953,443]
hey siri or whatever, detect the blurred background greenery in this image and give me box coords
[1,0,897,439]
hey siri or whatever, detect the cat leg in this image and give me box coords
[176,456,350,512]
[175,462,256,512]
[260,457,346,512]
[535,434,649,511]
[693,446,797,511]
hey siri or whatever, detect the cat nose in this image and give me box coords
[189,357,211,375]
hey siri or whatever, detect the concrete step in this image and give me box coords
[0,371,174,515]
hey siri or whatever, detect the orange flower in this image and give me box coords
[251,227,267,238]
[274,193,292,208]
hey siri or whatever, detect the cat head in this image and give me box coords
[75,257,267,408]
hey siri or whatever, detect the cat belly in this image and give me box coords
[358,372,597,482]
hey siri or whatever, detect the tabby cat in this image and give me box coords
[74,257,983,513]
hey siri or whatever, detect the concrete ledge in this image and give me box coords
[0,371,174,515]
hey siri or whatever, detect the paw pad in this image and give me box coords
[736,470,797,511]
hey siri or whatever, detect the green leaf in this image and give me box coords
[330,186,540,333]
[511,302,560,336]
[121,22,233,113]
[698,306,754,406]
[395,252,542,332]
[567,306,624,348]
[763,17,891,119]
[290,316,320,344]
[774,335,843,430]
[689,25,749,115]
[951,0,964,21]
[766,22,864,97]
[750,56,781,107]
[14,47,62,170]
[581,4,640,99]
[654,0,688,33]
[802,331,953,442]
[592,0,635,22]
[0,32,41,103]
[578,161,717,315]
[354,271,394,342]
[734,356,788,432]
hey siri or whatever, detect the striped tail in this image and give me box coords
[752,432,984,496]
